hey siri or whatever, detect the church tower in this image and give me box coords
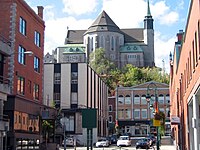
[143,0,155,67]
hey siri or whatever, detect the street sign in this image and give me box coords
[82,108,97,128]
[171,116,180,125]
[153,119,161,126]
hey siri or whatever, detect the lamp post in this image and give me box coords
[146,82,160,150]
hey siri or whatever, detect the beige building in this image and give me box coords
[44,62,108,145]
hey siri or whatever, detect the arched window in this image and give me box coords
[125,95,131,104]
[111,36,115,50]
[134,95,140,104]
[100,36,104,48]
[141,95,147,104]
[166,94,170,104]
[158,94,164,104]
[118,95,124,104]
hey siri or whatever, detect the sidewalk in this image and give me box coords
[159,145,176,150]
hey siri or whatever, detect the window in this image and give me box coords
[34,31,41,47]
[34,56,40,72]
[134,109,140,119]
[71,92,78,104]
[141,109,147,119]
[109,105,112,112]
[109,115,112,122]
[125,109,131,119]
[33,84,39,100]
[158,94,164,104]
[19,17,26,35]
[111,36,115,50]
[166,94,170,104]
[125,95,131,104]
[18,46,26,64]
[17,76,25,95]
[54,73,61,84]
[134,95,140,104]
[118,109,124,119]
[141,95,147,104]
[118,95,124,104]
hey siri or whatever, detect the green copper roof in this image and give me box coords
[147,0,151,16]
[59,44,85,53]
[120,43,143,52]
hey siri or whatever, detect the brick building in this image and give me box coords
[170,0,200,149]
[108,81,170,136]
[0,0,55,149]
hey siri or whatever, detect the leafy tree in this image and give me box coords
[89,48,116,75]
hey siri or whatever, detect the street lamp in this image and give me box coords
[146,82,160,150]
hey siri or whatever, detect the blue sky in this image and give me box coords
[26,0,190,73]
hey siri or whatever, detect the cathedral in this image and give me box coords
[44,0,154,68]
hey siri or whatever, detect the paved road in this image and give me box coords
[59,145,176,150]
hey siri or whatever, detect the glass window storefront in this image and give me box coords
[16,138,39,150]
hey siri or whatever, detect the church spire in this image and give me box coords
[147,0,151,16]
[144,0,154,29]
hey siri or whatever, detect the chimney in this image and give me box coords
[37,6,44,19]
[177,30,184,43]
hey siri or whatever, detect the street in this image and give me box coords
[59,145,176,150]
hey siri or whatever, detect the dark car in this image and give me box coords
[136,138,151,149]
[147,135,156,146]
[108,134,117,144]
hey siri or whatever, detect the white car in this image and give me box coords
[95,138,110,147]
[117,136,131,147]
[62,137,74,147]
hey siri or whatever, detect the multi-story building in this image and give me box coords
[0,29,11,150]
[44,0,154,69]
[108,81,170,136]
[43,62,108,145]
[0,1,55,150]
[170,0,200,149]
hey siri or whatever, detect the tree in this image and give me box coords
[89,48,116,75]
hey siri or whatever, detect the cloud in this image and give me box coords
[102,0,146,28]
[159,11,179,25]
[44,17,93,54]
[62,0,98,15]
[154,31,176,73]
[151,1,179,25]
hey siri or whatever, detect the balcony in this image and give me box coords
[0,34,11,55]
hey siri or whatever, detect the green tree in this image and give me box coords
[89,48,116,75]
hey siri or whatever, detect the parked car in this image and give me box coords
[136,138,151,149]
[95,138,110,147]
[117,136,131,147]
[147,135,156,146]
[62,137,74,147]
[108,134,117,144]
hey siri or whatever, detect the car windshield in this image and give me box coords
[119,136,129,140]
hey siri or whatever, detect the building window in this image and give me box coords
[158,94,164,104]
[118,109,124,119]
[134,95,140,104]
[17,76,25,95]
[54,73,61,84]
[118,95,124,104]
[125,95,131,104]
[18,46,26,65]
[166,94,170,104]
[34,31,41,47]
[125,109,131,119]
[19,17,26,35]
[134,109,140,119]
[109,105,112,112]
[141,95,147,104]
[109,115,112,122]
[34,56,40,72]
[19,115,21,124]
[33,84,39,100]
[71,92,78,104]
[111,36,115,50]
[141,109,147,119]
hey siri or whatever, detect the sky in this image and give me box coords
[26,0,190,73]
